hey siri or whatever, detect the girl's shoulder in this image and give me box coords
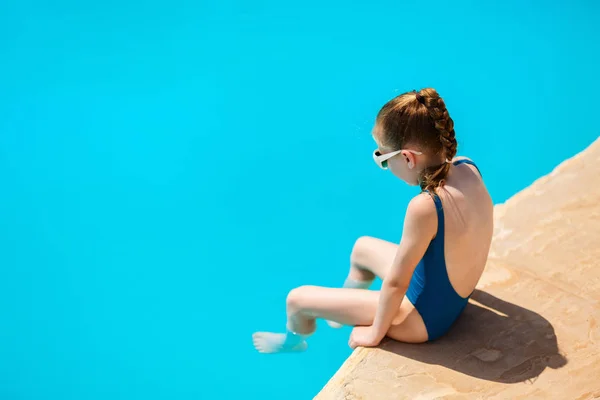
[403,192,440,242]
[407,192,439,219]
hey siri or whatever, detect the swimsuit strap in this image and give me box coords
[422,191,444,237]
[452,158,482,177]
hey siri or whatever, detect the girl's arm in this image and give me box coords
[371,193,438,340]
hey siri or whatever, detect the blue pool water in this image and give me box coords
[1,1,599,399]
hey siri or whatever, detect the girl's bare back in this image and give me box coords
[440,158,494,298]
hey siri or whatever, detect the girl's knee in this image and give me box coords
[286,285,315,311]
[351,236,375,264]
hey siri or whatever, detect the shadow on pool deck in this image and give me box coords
[378,289,568,384]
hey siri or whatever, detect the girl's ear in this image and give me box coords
[404,151,415,170]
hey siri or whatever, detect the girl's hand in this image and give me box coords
[348,326,382,349]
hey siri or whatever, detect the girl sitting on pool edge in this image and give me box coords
[253,88,494,353]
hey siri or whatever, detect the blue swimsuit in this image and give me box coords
[406,159,482,341]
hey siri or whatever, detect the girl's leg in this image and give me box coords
[252,285,427,354]
[347,236,399,282]
[327,236,398,328]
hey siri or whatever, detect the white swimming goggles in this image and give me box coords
[372,149,423,170]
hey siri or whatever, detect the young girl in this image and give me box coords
[253,88,494,353]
